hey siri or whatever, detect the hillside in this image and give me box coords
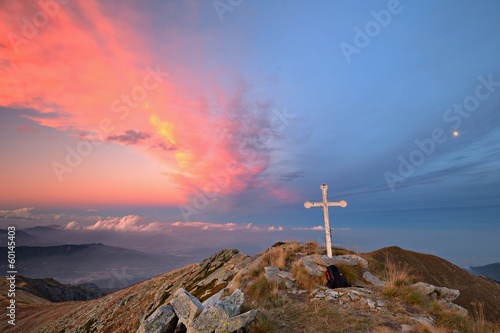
[0,243,187,288]
[2,243,499,333]
[363,246,500,322]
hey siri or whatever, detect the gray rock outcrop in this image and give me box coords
[301,254,364,276]
[171,288,204,327]
[153,288,258,333]
[137,305,178,333]
[411,282,460,301]
[363,271,386,287]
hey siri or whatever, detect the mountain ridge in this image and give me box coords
[1,243,499,332]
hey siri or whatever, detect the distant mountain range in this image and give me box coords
[470,262,500,282]
[2,225,226,259]
[0,275,112,304]
[0,243,191,288]
[0,228,62,247]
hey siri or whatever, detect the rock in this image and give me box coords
[171,288,256,333]
[411,282,435,295]
[215,310,258,333]
[411,282,460,301]
[138,305,178,333]
[201,290,224,308]
[285,280,294,289]
[440,299,468,314]
[264,266,285,283]
[415,317,434,325]
[214,289,244,317]
[315,255,359,267]
[401,324,412,332]
[338,255,369,269]
[264,272,284,283]
[364,299,376,308]
[300,256,323,276]
[264,266,280,273]
[277,271,296,281]
[201,268,234,286]
[171,288,204,326]
[326,290,339,297]
[435,286,460,302]
[191,305,230,333]
[363,272,386,287]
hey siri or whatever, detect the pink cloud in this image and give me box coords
[0,0,292,208]
[17,125,40,134]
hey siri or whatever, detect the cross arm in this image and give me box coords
[303,201,324,209]
[327,200,347,208]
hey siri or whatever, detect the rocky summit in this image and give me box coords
[1,243,499,333]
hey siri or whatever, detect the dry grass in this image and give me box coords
[290,260,327,291]
[336,263,361,285]
[469,302,500,333]
[373,326,399,333]
[384,256,413,288]
[262,247,288,270]
[252,299,407,333]
[244,274,285,310]
[408,322,448,333]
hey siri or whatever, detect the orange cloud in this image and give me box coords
[0,0,284,207]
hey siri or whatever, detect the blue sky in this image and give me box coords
[0,0,499,267]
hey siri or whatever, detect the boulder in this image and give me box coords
[300,256,323,276]
[434,286,460,302]
[411,282,435,295]
[277,271,296,282]
[264,266,280,273]
[264,266,284,283]
[411,282,460,302]
[170,288,256,333]
[285,280,295,289]
[314,255,359,267]
[363,272,386,287]
[191,305,230,333]
[214,310,258,333]
[171,288,204,326]
[338,255,369,269]
[213,289,244,317]
[138,305,178,333]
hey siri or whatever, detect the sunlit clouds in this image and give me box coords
[0,0,296,208]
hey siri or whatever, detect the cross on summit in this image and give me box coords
[304,184,347,258]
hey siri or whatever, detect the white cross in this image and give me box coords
[304,184,347,258]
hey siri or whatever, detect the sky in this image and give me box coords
[1,0,499,268]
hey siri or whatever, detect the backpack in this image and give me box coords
[326,265,351,289]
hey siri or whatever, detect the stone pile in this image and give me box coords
[138,288,257,333]
[310,287,386,310]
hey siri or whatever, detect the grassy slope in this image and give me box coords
[363,246,500,322]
